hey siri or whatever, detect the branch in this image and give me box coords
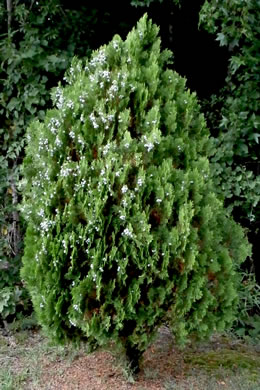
[6,0,12,33]
[10,163,21,257]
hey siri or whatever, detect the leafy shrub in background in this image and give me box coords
[130,0,180,7]
[198,0,260,341]
[231,272,260,342]
[199,0,260,261]
[21,15,250,373]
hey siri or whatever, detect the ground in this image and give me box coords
[0,325,259,390]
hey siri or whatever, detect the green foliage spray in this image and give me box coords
[21,15,250,372]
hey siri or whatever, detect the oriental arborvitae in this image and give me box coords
[21,14,250,374]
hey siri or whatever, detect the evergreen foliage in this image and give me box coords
[0,0,100,321]
[21,15,250,372]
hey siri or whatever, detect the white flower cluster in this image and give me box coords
[89,112,99,129]
[38,208,45,218]
[60,163,80,178]
[48,118,61,134]
[113,41,120,51]
[40,218,55,234]
[69,130,75,139]
[93,110,114,130]
[55,87,64,110]
[87,50,107,71]
[79,92,88,107]
[77,136,85,147]
[63,65,77,85]
[100,70,110,81]
[38,137,49,152]
[122,228,134,239]
[60,165,73,177]
[146,120,157,126]
[108,80,119,99]
[121,199,128,207]
[122,185,128,194]
[33,164,50,187]
[73,304,81,313]
[136,178,144,190]
[115,167,123,177]
[142,134,160,152]
[74,179,86,192]
[55,136,62,148]
[102,142,112,156]
[32,178,42,188]
[66,100,74,110]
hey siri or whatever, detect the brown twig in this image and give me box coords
[6,0,12,33]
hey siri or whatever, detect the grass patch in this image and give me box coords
[184,348,260,374]
[0,327,259,390]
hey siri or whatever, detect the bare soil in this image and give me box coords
[1,326,259,390]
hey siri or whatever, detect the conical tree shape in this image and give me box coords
[21,15,250,372]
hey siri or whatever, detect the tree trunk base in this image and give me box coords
[125,344,142,375]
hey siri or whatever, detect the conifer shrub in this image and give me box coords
[21,15,250,373]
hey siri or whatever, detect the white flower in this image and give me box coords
[73,304,80,312]
[55,88,64,109]
[113,41,119,50]
[122,185,128,194]
[38,209,44,217]
[90,50,107,67]
[69,130,75,139]
[103,143,111,156]
[144,142,154,152]
[102,70,110,80]
[67,100,74,109]
[60,165,72,177]
[156,198,162,203]
[55,137,62,147]
[122,199,128,207]
[89,112,99,129]
[48,118,61,134]
[122,228,133,238]
[40,219,54,234]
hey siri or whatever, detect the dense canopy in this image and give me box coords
[21,15,250,371]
